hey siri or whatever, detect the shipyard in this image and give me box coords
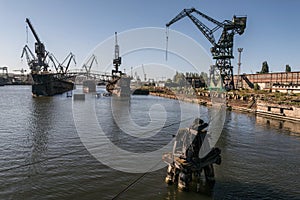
[0,1,299,200]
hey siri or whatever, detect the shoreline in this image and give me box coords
[150,91,300,123]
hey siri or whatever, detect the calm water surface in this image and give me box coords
[0,85,299,200]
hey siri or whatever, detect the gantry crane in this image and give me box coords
[166,8,247,90]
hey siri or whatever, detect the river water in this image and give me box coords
[0,85,299,200]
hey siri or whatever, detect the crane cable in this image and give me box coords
[165,27,169,61]
[111,158,163,200]
[26,25,28,44]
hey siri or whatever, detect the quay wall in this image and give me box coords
[150,90,300,122]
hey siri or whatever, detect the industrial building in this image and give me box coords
[234,71,300,93]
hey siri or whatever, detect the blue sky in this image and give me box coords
[0,0,300,76]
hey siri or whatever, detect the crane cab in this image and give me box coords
[232,15,247,34]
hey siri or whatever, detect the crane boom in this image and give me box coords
[25,18,41,44]
[192,9,224,28]
[185,12,216,45]
[25,18,47,71]
[60,52,76,73]
[21,45,36,61]
[166,8,224,45]
[48,53,59,72]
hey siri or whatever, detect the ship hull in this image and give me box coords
[0,77,5,86]
[31,73,75,96]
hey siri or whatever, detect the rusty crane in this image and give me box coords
[166,8,247,90]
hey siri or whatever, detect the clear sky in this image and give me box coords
[0,0,300,76]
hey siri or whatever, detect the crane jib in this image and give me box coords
[25,18,42,44]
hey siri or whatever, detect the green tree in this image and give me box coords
[285,64,291,72]
[173,71,185,87]
[260,61,269,74]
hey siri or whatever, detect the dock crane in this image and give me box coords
[24,18,49,72]
[59,52,76,74]
[21,18,76,96]
[47,53,60,73]
[47,52,76,74]
[112,32,122,78]
[166,8,247,91]
[23,18,76,74]
[82,54,98,78]
[21,45,36,66]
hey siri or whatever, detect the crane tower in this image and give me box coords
[112,32,122,78]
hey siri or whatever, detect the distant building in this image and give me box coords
[185,77,206,88]
[234,71,300,93]
[156,81,165,87]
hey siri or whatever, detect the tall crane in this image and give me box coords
[23,18,76,75]
[112,32,122,78]
[25,18,48,72]
[166,8,247,91]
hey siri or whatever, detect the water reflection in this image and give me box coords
[213,180,299,200]
[256,115,300,137]
[1,86,299,199]
[26,97,55,172]
[165,184,212,200]
[97,95,182,153]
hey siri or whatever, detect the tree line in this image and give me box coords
[259,61,292,74]
[165,71,208,88]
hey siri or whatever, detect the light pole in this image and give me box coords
[237,48,243,89]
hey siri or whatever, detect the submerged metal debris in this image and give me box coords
[162,118,221,191]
